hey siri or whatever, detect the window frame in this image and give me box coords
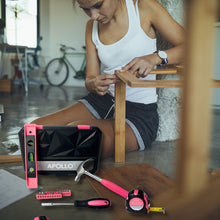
[1,0,40,49]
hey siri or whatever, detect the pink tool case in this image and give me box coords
[18,124,102,180]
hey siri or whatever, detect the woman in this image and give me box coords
[32,0,184,158]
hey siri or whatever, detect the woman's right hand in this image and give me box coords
[86,74,119,96]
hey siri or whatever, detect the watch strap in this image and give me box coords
[154,50,168,66]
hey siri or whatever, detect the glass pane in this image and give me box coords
[5,0,37,47]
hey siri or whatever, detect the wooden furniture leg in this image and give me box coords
[114,80,126,162]
[176,0,218,196]
[0,155,22,163]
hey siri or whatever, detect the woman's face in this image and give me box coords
[77,0,119,24]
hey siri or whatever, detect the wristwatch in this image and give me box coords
[154,50,168,66]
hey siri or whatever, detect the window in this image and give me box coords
[1,0,39,48]
[218,2,220,22]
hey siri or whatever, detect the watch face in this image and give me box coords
[158,51,168,59]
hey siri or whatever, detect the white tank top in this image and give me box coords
[92,0,158,104]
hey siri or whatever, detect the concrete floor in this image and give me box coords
[0,84,219,220]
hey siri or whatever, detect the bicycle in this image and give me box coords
[45,44,86,86]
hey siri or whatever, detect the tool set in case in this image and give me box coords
[18,124,102,188]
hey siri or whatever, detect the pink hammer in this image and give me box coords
[75,159,128,199]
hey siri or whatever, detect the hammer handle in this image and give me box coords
[101,179,128,198]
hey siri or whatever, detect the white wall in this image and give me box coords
[40,0,89,87]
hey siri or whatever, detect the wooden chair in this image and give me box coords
[114,66,220,163]
[114,65,181,163]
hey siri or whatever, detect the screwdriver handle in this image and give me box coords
[74,198,111,209]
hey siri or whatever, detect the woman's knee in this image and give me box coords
[124,124,139,152]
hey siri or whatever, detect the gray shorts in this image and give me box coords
[78,92,159,151]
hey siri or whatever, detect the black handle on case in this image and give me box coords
[74,198,111,209]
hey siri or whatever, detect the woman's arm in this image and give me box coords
[85,20,118,95]
[148,0,185,65]
[121,0,184,77]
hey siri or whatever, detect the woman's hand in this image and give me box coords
[120,53,161,78]
[86,74,119,96]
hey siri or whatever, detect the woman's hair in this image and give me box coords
[72,0,125,9]
[73,0,124,6]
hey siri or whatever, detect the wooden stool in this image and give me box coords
[114,66,220,163]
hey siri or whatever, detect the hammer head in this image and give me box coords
[74,158,94,182]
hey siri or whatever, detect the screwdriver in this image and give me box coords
[41,198,111,209]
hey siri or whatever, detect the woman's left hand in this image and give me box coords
[120,53,161,78]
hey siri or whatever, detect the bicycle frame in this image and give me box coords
[62,51,86,73]
[45,45,87,86]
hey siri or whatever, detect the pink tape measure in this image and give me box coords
[126,189,150,214]
[126,189,165,214]
[32,216,50,220]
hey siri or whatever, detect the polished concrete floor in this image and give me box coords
[0,84,220,220]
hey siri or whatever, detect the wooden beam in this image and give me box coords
[116,71,220,88]
[114,80,126,162]
[128,80,182,88]
[149,66,179,75]
[176,0,218,196]
[115,69,182,88]
[0,155,22,163]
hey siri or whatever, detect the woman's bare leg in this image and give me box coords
[31,102,138,158]
[68,119,138,158]
[31,102,96,125]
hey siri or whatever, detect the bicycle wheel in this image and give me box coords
[45,58,69,86]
